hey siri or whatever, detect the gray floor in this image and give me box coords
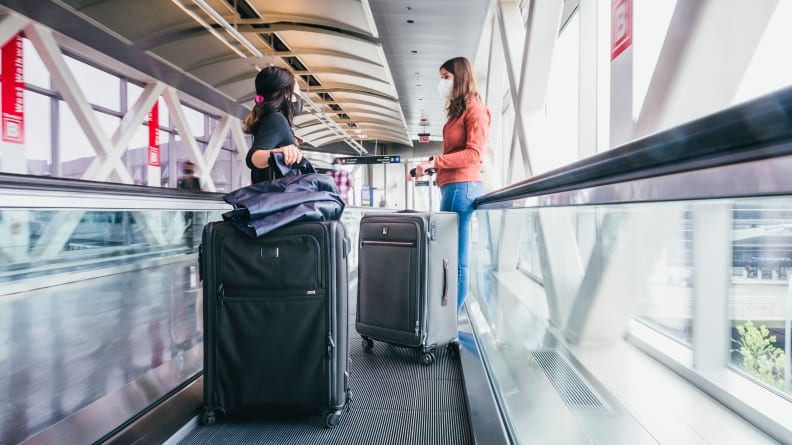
[178,292,473,445]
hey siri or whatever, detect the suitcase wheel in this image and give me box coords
[361,337,374,351]
[345,389,353,412]
[421,351,436,366]
[201,410,216,426]
[322,410,342,428]
[447,342,460,356]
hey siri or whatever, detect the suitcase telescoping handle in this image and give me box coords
[442,258,449,306]
[408,167,436,177]
[408,167,436,211]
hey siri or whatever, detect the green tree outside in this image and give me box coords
[732,321,788,394]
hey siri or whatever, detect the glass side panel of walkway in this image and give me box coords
[0,192,477,444]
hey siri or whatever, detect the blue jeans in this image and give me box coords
[440,181,482,311]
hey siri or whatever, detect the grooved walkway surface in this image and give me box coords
[179,293,471,445]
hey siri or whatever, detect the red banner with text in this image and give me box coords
[611,0,633,61]
[148,101,160,167]
[2,34,24,144]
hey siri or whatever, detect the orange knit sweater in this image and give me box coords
[434,99,491,187]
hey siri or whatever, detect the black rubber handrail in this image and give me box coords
[0,171,226,200]
[475,85,792,207]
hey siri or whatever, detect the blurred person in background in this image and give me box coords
[328,158,353,204]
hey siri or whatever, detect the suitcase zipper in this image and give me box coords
[361,240,415,247]
[216,288,324,299]
[217,283,224,308]
[327,335,336,358]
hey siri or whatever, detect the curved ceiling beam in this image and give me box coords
[308,95,402,111]
[297,116,407,135]
[292,66,388,85]
[297,128,336,140]
[241,21,379,44]
[329,113,407,125]
[183,47,383,73]
[347,127,412,140]
[238,83,399,104]
[310,135,359,146]
[134,24,213,52]
[298,85,398,102]
[297,125,412,142]
[310,133,409,147]
[297,125,409,144]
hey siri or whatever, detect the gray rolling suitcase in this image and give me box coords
[356,211,458,365]
[199,220,350,427]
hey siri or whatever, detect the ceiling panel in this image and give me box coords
[48,0,413,150]
[368,0,490,142]
[273,30,384,63]
[240,0,378,36]
[14,0,490,151]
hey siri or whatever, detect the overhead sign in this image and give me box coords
[418,133,430,143]
[610,0,632,61]
[337,155,400,165]
[2,34,24,144]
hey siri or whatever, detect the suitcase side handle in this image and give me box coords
[441,258,449,306]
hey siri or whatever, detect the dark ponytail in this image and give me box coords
[242,66,296,134]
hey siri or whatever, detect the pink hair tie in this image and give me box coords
[255,95,264,104]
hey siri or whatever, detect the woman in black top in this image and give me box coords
[243,66,304,183]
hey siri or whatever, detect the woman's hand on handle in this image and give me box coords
[414,160,434,178]
[273,144,303,165]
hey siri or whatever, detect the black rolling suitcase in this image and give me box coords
[356,211,458,365]
[199,220,350,427]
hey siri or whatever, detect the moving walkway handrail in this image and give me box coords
[475,85,792,208]
[0,171,226,200]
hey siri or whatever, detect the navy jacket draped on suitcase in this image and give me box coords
[222,173,344,238]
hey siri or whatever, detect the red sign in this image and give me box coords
[148,101,160,166]
[610,0,632,61]
[2,34,24,144]
[418,133,430,143]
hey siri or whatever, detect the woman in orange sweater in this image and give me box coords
[414,56,491,311]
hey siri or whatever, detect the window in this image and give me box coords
[23,38,50,89]
[534,12,580,174]
[632,0,677,120]
[733,1,792,105]
[22,91,52,176]
[729,199,792,398]
[181,105,205,140]
[64,55,120,111]
[211,149,231,193]
[635,207,693,345]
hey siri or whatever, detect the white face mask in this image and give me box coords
[438,78,454,99]
[332,164,341,171]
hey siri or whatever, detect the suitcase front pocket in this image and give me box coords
[221,234,323,292]
[214,293,328,415]
[359,242,418,334]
